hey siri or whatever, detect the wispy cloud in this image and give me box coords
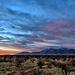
[0,0,75,54]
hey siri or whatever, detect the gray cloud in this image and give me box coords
[0,0,75,53]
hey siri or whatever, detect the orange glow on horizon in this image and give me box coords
[0,52,14,55]
[0,45,33,55]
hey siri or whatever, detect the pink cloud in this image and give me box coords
[40,20,75,37]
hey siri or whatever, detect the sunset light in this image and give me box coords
[0,0,75,55]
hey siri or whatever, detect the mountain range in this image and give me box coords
[16,48,75,55]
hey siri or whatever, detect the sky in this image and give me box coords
[0,0,75,55]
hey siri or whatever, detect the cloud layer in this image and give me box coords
[0,0,75,54]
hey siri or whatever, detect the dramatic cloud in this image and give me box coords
[0,0,75,54]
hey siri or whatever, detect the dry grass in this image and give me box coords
[0,55,75,75]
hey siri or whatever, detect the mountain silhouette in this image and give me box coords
[16,48,75,55]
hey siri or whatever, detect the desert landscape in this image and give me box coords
[0,0,75,75]
[0,55,75,75]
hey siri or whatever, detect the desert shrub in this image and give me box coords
[33,69,43,75]
[37,60,44,68]
[62,57,66,61]
[29,57,35,63]
[15,57,23,67]
[48,64,52,68]
[56,57,60,60]
[53,57,55,60]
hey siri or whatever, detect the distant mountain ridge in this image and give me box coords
[16,48,75,55]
